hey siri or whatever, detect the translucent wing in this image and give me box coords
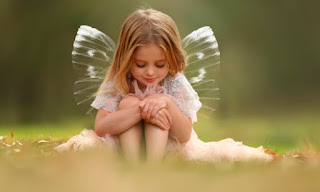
[182,26,220,118]
[72,25,116,115]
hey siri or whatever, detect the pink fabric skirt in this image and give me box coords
[54,129,273,163]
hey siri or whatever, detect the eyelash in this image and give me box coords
[135,64,165,68]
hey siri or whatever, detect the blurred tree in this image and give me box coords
[0,0,319,124]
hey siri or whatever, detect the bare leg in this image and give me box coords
[144,122,169,162]
[118,123,142,163]
[118,96,143,163]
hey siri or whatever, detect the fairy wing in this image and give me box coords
[72,25,116,115]
[72,25,219,116]
[182,26,220,118]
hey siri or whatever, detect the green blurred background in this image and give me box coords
[0,0,319,152]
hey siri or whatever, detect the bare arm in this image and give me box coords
[94,104,142,137]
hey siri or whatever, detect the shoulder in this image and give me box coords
[163,72,185,91]
[165,72,185,82]
[97,81,122,100]
[164,72,195,95]
[99,81,116,94]
[96,80,124,98]
[91,81,123,112]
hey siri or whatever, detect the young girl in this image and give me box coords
[55,8,273,163]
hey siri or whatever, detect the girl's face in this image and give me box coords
[131,44,169,86]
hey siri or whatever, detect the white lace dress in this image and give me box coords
[54,73,273,163]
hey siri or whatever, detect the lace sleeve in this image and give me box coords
[90,82,122,112]
[164,73,202,123]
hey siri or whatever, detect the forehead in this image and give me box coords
[134,44,165,60]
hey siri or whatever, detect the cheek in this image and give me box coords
[130,66,141,78]
[159,68,169,77]
[163,66,169,75]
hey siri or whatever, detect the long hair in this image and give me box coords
[95,8,186,96]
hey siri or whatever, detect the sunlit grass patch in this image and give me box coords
[194,113,320,154]
[0,120,90,140]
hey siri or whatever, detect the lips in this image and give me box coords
[144,78,157,83]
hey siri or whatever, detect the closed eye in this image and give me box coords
[135,63,145,68]
[156,64,165,68]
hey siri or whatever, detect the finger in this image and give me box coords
[159,102,167,109]
[142,102,150,120]
[150,105,161,118]
[163,110,172,126]
[146,104,155,122]
[139,101,145,111]
[156,113,169,128]
[150,119,168,130]
[163,109,172,126]
[159,110,170,128]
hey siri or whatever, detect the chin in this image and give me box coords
[141,79,161,86]
[144,82,158,86]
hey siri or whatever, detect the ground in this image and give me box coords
[0,114,319,192]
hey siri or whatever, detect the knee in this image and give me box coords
[119,122,143,140]
[118,96,141,110]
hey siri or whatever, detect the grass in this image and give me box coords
[0,112,319,154]
[194,111,320,154]
[0,120,89,140]
[0,148,319,192]
[0,113,319,192]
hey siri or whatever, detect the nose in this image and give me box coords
[146,66,154,76]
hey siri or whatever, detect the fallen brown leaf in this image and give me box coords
[11,130,14,139]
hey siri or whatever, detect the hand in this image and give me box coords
[139,94,169,122]
[149,108,172,130]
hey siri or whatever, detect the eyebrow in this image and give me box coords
[134,59,166,62]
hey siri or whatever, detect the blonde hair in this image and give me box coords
[95,8,186,96]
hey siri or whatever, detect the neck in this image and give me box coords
[137,81,147,92]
